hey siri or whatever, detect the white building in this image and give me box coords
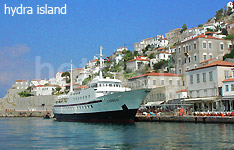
[126,56,149,72]
[115,54,124,64]
[117,47,128,52]
[227,1,234,12]
[77,69,90,85]
[134,35,168,52]
[12,80,29,90]
[222,68,234,111]
[176,89,188,99]
[185,61,234,112]
[128,72,183,103]
[32,84,62,96]
[155,52,171,62]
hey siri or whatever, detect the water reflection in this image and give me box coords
[0,118,233,149]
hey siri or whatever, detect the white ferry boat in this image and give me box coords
[53,47,151,123]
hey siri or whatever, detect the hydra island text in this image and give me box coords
[4,4,67,16]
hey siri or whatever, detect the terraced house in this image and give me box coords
[174,34,232,86]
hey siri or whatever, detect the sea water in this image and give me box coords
[0,118,233,150]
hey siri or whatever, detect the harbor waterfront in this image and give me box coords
[0,117,233,149]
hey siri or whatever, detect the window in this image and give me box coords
[194,43,197,49]
[179,69,182,75]
[169,80,172,85]
[189,45,191,51]
[190,75,193,84]
[225,70,229,79]
[179,47,181,53]
[197,90,200,97]
[203,42,207,48]
[186,46,188,51]
[153,80,156,85]
[183,47,186,52]
[196,74,200,83]
[209,71,213,81]
[184,58,187,63]
[188,57,191,63]
[226,85,229,92]
[232,84,234,91]
[209,54,213,59]
[194,64,197,69]
[220,43,224,50]
[202,73,206,82]
[203,54,207,61]
[194,55,197,61]
[161,80,164,86]
[208,42,212,49]
[177,80,180,86]
[179,59,181,65]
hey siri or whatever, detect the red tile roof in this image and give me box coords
[127,57,149,62]
[129,72,180,80]
[74,86,88,89]
[16,80,27,82]
[31,79,41,81]
[176,89,187,93]
[223,78,234,82]
[170,28,182,31]
[200,58,216,64]
[178,34,226,45]
[90,59,98,62]
[36,84,61,88]
[74,68,84,71]
[65,83,79,87]
[187,61,234,72]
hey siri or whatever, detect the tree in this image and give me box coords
[148,53,155,59]
[225,34,234,50]
[134,50,139,56]
[142,44,150,54]
[198,24,203,28]
[180,24,187,33]
[18,91,33,97]
[227,7,233,16]
[55,87,61,93]
[62,71,70,83]
[215,8,224,21]
[123,50,134,62]
[153,60,169,72]
[222,28,228,35]
[206,28,214,32]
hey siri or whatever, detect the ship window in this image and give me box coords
[85,96,87,99]
[88,95,90,98]
[91,105,93,108]
[109,84,112,87]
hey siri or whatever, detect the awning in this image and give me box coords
[184,97,220,103]
[222,96,234,100]
[143,101,164,107]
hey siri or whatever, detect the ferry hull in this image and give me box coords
[54,109,138,123]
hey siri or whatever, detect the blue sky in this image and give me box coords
[0,0,231,97]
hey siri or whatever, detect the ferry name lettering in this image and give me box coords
[107,99,119,103]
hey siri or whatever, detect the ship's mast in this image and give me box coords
[70,60,74,94]
[99,46,103,79]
